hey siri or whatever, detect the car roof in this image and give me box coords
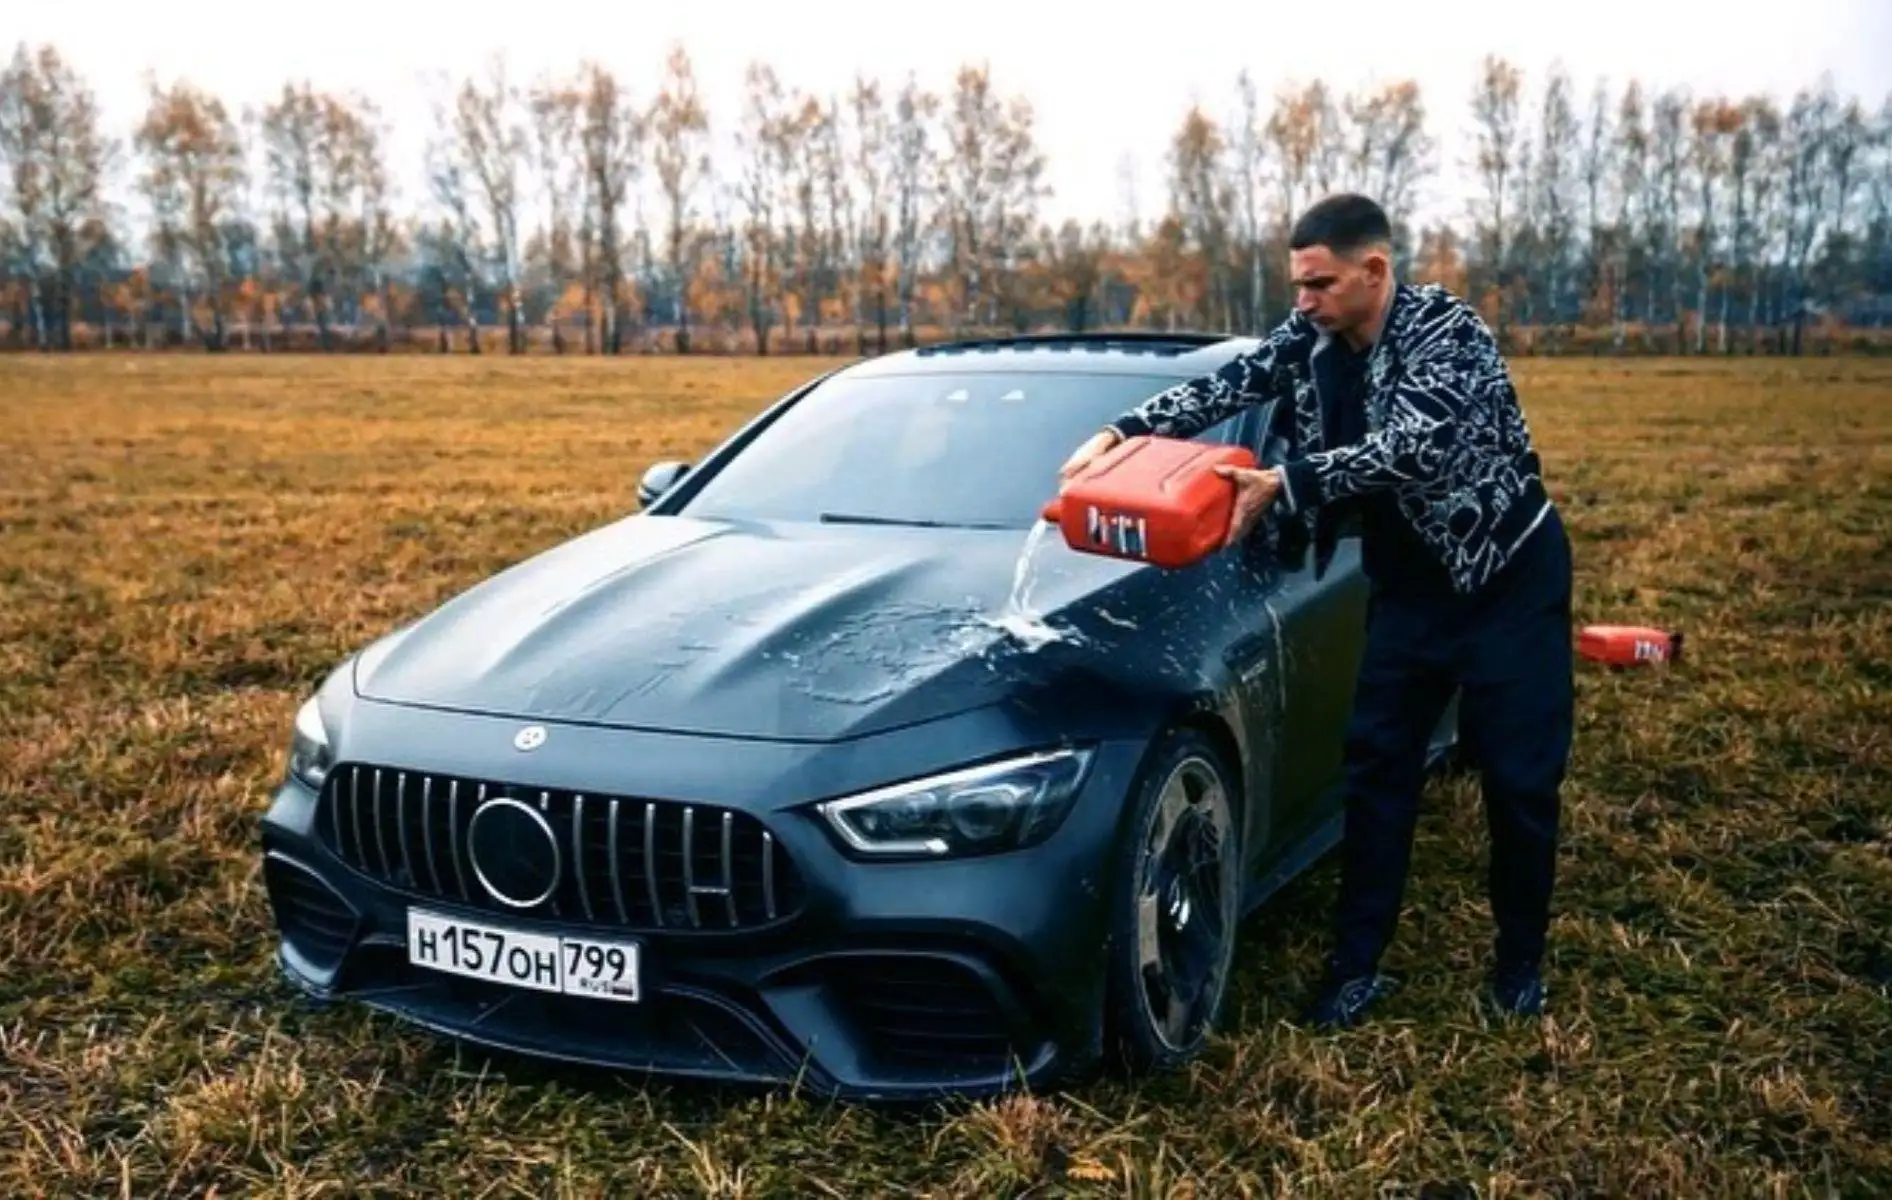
[834,331,1263,380]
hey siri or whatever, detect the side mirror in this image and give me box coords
[638,460,691,508]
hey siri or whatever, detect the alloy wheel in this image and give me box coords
[1132,754,1240,1053]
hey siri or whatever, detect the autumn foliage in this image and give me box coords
[1,40,1888,356]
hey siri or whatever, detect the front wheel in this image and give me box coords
[1101,727,1244,1077]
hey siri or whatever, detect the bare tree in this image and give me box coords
[847,73,891,353]
[734,61,787,354]
[422,79,483,353]
[939,64,1002,330]
[1166,103,1233,331]
[939,65,1047,331]
[1780,83,1836,352]
[352,97,399,351]
[811,94,852,342]
[1864,96,1892,326]
[1469,54,1524,339]
[782,91,825,348]
[1533,65,1580,342]
[992,91,1049,330]
[0,43,116,350]
[1265,81,1327,220]
[1720,99,1761,350]
[888,72,936,345]
[1688,98,1738,352]
[579,62,642,354]
[1340,79,1434,276]
[1230,70,1269,330]
[255,83,387,349]
[1577,78,1613,331]
[1742,97,1783,345]
[451,57,528,353]
[1817,93,1869,319]
[1649,87,1690,337]
[257,83,327,346]
[529,74,581,353]
[1612,82,1648,346]
[650,43,709,352]
[1038,218,1108,330]
[135,76,246,349]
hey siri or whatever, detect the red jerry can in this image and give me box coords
[1578,625,1684,667]
[1042,436,1258,570]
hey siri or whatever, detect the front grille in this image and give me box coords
[316,762,804,932]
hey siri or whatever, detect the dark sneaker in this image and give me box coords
[1297,971,1398,1030]
[1486,959,1545,1018]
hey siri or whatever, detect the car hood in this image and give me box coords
[353,513,1158,742]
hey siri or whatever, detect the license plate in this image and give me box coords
[406,907,640,1003]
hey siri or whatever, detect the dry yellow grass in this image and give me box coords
[2,352,1889,1197]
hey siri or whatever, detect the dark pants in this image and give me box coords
[1328,506,1575,979]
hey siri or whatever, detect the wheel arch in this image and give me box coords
[1148,695,1252,849]
[1097,695,1247,874]
[1166,703,1244,813]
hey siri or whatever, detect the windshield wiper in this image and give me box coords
[818,512,1012,530]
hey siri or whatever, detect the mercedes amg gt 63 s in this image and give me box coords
[259,332,1458,1102]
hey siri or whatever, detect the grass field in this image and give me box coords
[2,352,1889,1197]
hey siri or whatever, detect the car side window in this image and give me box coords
[1247,398,1288,464]
[1236,398,1315,571]
[1194,409,1247,448]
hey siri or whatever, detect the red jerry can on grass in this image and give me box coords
[1577,624,1684,667]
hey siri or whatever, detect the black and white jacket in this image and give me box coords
[1106,281,1555,596]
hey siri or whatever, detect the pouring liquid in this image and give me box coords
[986,518,1069,650]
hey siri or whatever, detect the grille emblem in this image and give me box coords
[513,724,547,752]
[466,797,560,908]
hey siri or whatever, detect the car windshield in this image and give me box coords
[675,369,1244,529]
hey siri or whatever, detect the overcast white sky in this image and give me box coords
[14,0,1892,234]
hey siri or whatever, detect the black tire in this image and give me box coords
[1100,726,1244,1077]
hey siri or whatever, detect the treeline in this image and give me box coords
[1,39,1888,357]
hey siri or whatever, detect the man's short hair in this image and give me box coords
[1289,193,1393,256]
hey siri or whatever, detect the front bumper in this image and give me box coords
[258,702,1149,1103]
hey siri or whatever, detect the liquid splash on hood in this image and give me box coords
[985,519,1082,651]
[771,516,1103,706]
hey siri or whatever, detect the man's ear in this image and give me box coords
[1363,245,1392,282]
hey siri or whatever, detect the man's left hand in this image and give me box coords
[1213,465,1284,548]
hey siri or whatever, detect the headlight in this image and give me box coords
[287,697,334,790]
[814,747,1094,859]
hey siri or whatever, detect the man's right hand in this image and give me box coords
[1059,428,1123,481]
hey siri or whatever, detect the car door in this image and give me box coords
[1206,402,1305,876]
[1240,404,1372,851]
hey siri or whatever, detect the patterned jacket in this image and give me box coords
[1105,281,1555,596]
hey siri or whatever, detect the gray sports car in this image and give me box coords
[259,332,1459,1102]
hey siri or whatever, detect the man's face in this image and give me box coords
[1289,243,1386,334]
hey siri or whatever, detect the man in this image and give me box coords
[1060,193,1574,1030]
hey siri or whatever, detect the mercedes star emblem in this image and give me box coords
[513,724,547,752]
[466,796,561,908]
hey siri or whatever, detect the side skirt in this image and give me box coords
[1239,705,1461,919]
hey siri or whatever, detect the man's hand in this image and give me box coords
[1059,428,1123,481]
[1213,465,1284,547]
